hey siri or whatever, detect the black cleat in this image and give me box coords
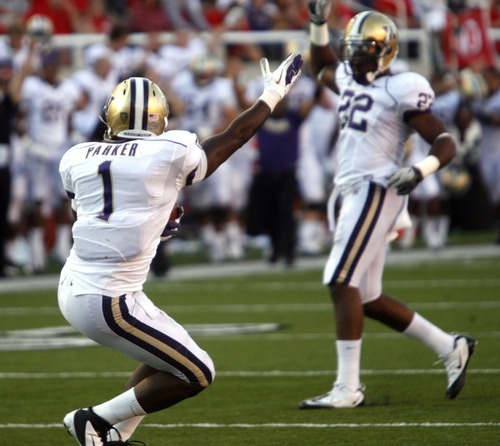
[63,407,113,446]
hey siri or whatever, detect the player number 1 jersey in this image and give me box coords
[59,130,207,296]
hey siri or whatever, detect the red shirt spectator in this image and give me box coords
[373,0,418,27]
[71,0,90,13]
[203,0,227,28]
[128,0,172,32]
[25,0,79,34]
[76,0,114,33]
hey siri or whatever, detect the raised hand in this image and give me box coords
[308,0,332,25]
[258,53,303,111]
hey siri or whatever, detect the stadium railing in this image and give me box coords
[7,27,498,78]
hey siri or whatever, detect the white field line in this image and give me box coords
[203,331,500,341]
[1,277,499,296]
[1,422,499,429]
[2,300,500,316]
[1,329,500,350]
[147,278,500,291]
[0,369,498,379]
[0,243,498,294]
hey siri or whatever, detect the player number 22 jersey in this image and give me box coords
[333,64,435,187]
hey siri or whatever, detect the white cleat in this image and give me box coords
[298,383,365,409]
[443,335,477,399]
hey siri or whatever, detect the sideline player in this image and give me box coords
[171,53,243,262]
[58,54,302,445]
[20,49,82,271]
[298,1,476,409]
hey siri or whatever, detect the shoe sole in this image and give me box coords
[298,396,365,409]
[446,336,477,399]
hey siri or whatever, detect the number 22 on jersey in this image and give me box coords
[338,89,374,132]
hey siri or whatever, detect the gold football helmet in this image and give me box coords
[341,11,399,84]
[458,68,488,100]
[441,165,471,196]
[103,77,169,140]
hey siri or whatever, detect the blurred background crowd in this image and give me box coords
[0,0,498,278]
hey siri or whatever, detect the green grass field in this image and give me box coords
[0,247,499,445]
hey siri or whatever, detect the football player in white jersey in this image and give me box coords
[59,54,303,446]
[298,1,476,409]
[297,84,339,256]
[172,53,244,262]
[20,49,83,271]
[70,44,120,143]
[474,66,500,243]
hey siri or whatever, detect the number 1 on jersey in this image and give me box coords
[97,161,113,221]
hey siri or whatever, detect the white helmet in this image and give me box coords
[190,53,223,85]
[26,14,53,43]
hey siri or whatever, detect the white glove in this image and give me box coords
[387,166,423,195]
[258,53,303,111]
[308,0,332,25]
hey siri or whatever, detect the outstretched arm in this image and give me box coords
[308,0,339,93]
[202,53,303,178]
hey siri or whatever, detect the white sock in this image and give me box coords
[438,215,450,244]
[210,231,226,262]
[398,216,418,249]
[422,217,442,249]
[109,415,146,441]
[298,219,325,254]
[7,236,30,266]
[335,339,362,391]
[224,221,244,259]
[28,227,45,270]
[403,313,454,357]
[92,388,147,425]
[200,224,216,246]
[200,224,225,262]
[55,224,72,262]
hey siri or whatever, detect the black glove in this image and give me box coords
[387,166,424,195]
[308,0,332,25]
